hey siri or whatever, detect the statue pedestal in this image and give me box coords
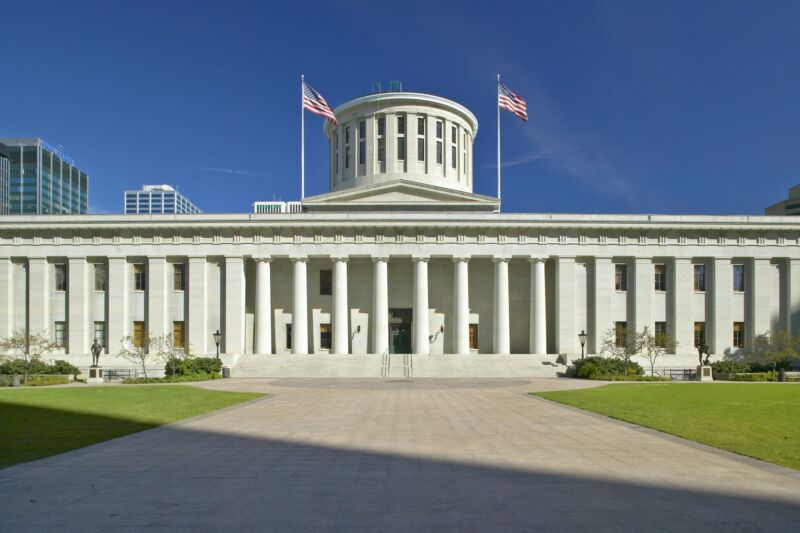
[87,366,104,383]
[697,365,713,382]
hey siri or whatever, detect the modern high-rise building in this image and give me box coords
[124,184,202,214]
[0,138,89,215]
[765,184,800,216]
[0,143,10,215]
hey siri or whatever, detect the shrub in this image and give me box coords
[24,375,70,386]
[123,373,222,384]
[164,356,183,376]
[573,356,643,379]
[0,359,78,376]
[726,372,778,382]
[182,357,222,375]
[50,360,79,375]
[712,360,752,374]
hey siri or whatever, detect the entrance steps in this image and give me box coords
[230,353,566,378]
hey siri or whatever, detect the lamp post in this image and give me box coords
[213,330,222,361]
[578,330,588,359]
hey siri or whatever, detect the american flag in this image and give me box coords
[302,80,338,125]
[498,82,528,122]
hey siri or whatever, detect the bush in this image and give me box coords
[592,374,671,381]
[712,360,752,374]
[24,375,70,386]
[573,356,643,379]
[123,373,222,384]
[50,360,80,375]
[0,359,78,376]
[163,356,222,377]
[164,356,183,376]
[723,372,778,382]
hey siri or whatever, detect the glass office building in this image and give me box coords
[124,184,202,214]
[0,138,89,215]
[0,143,10,215]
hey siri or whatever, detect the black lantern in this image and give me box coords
[213,330,222,360]
[578,330,588,359]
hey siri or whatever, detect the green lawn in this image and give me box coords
[0,386,262,469]
[535,383,800,470]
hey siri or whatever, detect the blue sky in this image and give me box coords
[2,0,799,215]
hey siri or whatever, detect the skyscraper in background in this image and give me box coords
[124,184,202,214]
[0,143,10,215]
[0,138,88,215]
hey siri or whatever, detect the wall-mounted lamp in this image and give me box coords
[429,325,445,343]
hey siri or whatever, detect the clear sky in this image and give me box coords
[2,0,799,215]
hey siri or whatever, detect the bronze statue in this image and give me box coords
[91,339,102,367]
[697,343,711,366]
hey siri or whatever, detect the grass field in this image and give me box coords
[0,386,262,469]
[535,383,800,470]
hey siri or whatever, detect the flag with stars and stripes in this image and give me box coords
[498,82,528,122]
[302,80,338,125]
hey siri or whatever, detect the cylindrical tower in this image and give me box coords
[324,92,478,194]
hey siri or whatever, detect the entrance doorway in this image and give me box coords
[389,308,412,353]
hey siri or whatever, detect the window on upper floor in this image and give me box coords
[450,125,457,169]
[417,117,426,162]
[358,120,366,166]
[654,264,666,292]
[694,264,706,292]
[615,264,627,291]
[319,269,332,296]
[173,264,185,291]
[435,120,443,164]
[397,115,406,161]
[54,264,67,291]
[133,264,146,291]
[94,263,107,291]
[733,264,745,292]
[377,116,385,164]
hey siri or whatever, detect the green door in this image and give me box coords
[389,308,412,353]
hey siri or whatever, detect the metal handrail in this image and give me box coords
[403,353,413,379]
[380,348,390,379]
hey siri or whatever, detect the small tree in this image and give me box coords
[599,326,640,373]
[637,326,678,376]
[118,332,157,378]
[0,329,57,381]
[751,331,799,372]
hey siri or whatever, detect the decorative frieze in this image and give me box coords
[213,235,222,244]
[335,234,343,244]
[599,235,607,244]
[153,235,162,244]
[558,235,567,244]
[477,234,486,244]
[638,235,647,245]
[193,235,201,244]
[539,235,547,244]
[293,234,302,244]
[457,234,466,244]
[273,234,282,244]
[518,235,527,245]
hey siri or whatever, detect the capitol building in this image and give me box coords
[2,91,799,377]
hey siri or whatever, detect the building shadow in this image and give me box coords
[0,401,799,531]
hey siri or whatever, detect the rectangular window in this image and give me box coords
[417,117,426,162]
[654,264,666,292]
[397,115,406,160]
[435,120,443,164]
[345,126,351,169]
[319,269,332,295]
[615,264,627,291]
[694,264,705,292]
[462,133,468,169]
[450,126,457,169]
[94,263,107,291]
[54,264,67,291]
[54,321,66,348]
[334,132,339,174]
[94,321,106,348]
[173,263,185,291]
[319,323,332,349]
[286,323,292,350]
[733,322,745,348]
[377,117,385,163]
[173,321,185,348]
[133,321,146,348]
[733,264,744,292]
[615,322,628,348]
[694,322,706,349]
[358,120,366,165]
[655,322,667,347]
[133,264,146,291]
[469,324,479,350]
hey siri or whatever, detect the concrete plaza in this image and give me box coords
[1,378,799,531]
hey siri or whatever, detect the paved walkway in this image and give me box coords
[2,378,799,531]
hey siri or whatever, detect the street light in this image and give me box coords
[578,330,588,359]
[213,330,222,361]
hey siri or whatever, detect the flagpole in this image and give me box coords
[301,74,305,200]
[497,73,501,212]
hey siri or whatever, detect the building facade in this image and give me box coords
[0,138,88,215]
[124,184,202,214]
[1,93,800,375]
[0,143,10,215]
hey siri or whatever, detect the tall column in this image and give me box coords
[749,258,771,347]
[224,256,245,354]
[453,258,470,354]
[27,257,49,336]
[785,259,800,336]
[711,257,732,355]
[632,257,653,334]
[291,257,308,354]
[493,257,510,354]
[555,256,576,354]
[67,257,89,355]
[188,256,207,355]
[670,258,693,354]
[107,257,128,354]
[372,256,389,355]
[413,257,430,355]
[254,258,272,355]
[147,256,168,337]
[592,257,613,354]
[332,257,349,354]
[529,258,547,355]
[0,258,13,339]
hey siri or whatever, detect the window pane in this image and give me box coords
[615,264,627,291]
[694,265,705,291]
[320,269,332,295]
[733,264,744,292]
[418,117,425,135]
[417,138,425,161]
[173,264,185,291]
[320,323,332,349]
[469,324,479,350]
[397,137,406,161]
[397,116,405,134]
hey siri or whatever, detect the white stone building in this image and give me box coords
[2,92,800,376]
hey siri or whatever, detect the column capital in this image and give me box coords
[528,256,547,263]
[634,257,653,263]
[224,255,244,261]
[251,256,272,263]
[491,256,511,263]
[146,255,166,261]
[27,256,47,262]
[412,255,430,263]
[67,256,88,262]
[331,256,349,263]
[371,255,389,263]
[290,256,308,263]
[107,255,127,261]
[452,256,470,263]
[188,255,208,261]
